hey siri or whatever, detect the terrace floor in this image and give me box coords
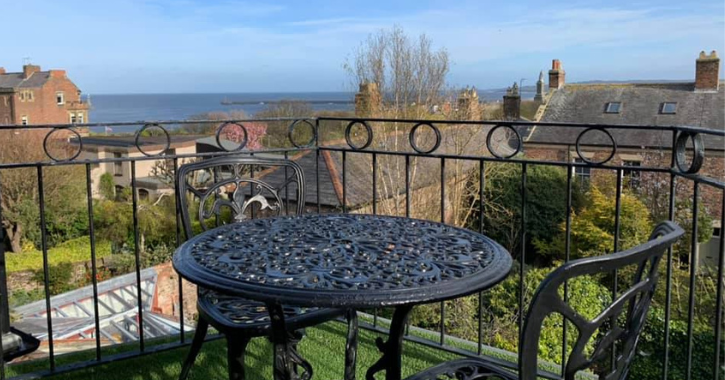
[7,321,459,380]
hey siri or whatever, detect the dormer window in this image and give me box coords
[661,102,677,114]
[605,102,621,114]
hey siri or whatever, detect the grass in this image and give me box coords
[7,321,460,380]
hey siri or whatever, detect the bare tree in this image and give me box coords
[345,25,449,118]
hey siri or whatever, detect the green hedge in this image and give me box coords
[5,236,112,273]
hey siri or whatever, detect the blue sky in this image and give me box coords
[1,0,723,94]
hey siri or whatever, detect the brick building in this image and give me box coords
[513,51,724,267]
[0,63,89,126]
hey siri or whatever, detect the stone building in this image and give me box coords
[0,63,89,126]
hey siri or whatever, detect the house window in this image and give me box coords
[21,115,28,125]
[21,91,34,102]
[113,152,123,176]
[56,92,65,105]
[78,113,84,123]
[661,102,677,114]
[605,102,622,114]
[714,227,721,238]
[138,189,150,201]
[622,160,641,188]
[573,158,591,181]
[70,113,77,124]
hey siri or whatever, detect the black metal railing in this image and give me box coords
[0,117,722,380]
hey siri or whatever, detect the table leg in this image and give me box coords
[344,309,359,380]
[267,303,313,380]
[365,304,414,380]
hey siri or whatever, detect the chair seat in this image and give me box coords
[197,289,346,334]
[406,358,519,380]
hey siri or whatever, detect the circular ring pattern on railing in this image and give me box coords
[674,131,704,174]
[134,123,171,157]
[575,127,617,165]
[288,119,316,148]
[215,122,249,152]
[486,124,522,159]
[43,127,83,162]
[344,120,373,150]
[409,122,441,154]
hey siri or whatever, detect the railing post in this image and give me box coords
[0,173,7,380]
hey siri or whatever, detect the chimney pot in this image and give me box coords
[0,67,5,75]
[695,50,720,92]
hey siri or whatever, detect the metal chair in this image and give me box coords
[176,156,358,380]
[406,221,684,380]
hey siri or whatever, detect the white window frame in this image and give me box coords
[622,160,642,188]
[21,115,28,126]
[70,113,77,124]
[78,113,84,123]
[573,157,591,181]
[56,92,65,105]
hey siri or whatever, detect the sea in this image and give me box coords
[88,89,535,127]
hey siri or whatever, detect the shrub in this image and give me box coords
[5,236,112,273]
[32,262,75,296]
[631,307,719,380]
[99,173,116,199]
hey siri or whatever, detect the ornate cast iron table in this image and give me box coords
[173,214,512,380]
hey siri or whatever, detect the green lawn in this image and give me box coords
[8,322,459,380]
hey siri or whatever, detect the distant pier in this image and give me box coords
[221,99,354,106]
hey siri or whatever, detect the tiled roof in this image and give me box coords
[0,71,52,89]
[531,82,724,150]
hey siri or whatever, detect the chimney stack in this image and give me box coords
[354,82,381,116]
[0,68,5,75]
[49,70,66,78]
[548,59,565,90]
[503,82,521,120]
[695,51,720,92]
[22,64,41,79]
[534,71,546,102]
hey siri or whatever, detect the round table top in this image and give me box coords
[173,214,512,308]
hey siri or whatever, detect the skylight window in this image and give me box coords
[661,102,677,114]
[604,102,622,114]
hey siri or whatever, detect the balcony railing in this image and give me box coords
[0,117,722,380]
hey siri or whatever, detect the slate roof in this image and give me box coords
[257,150,341,207]
[0,71,52,89]
[531,82,724,150]
[260,126,493,209]
[77,135,202,148]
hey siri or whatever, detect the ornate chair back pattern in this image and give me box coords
[176,156,305,239]
[519,221,684,380]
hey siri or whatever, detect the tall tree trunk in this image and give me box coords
[3,222,22,253]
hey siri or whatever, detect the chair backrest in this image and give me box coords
[518,221,684,380]
[176,156,305,239]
